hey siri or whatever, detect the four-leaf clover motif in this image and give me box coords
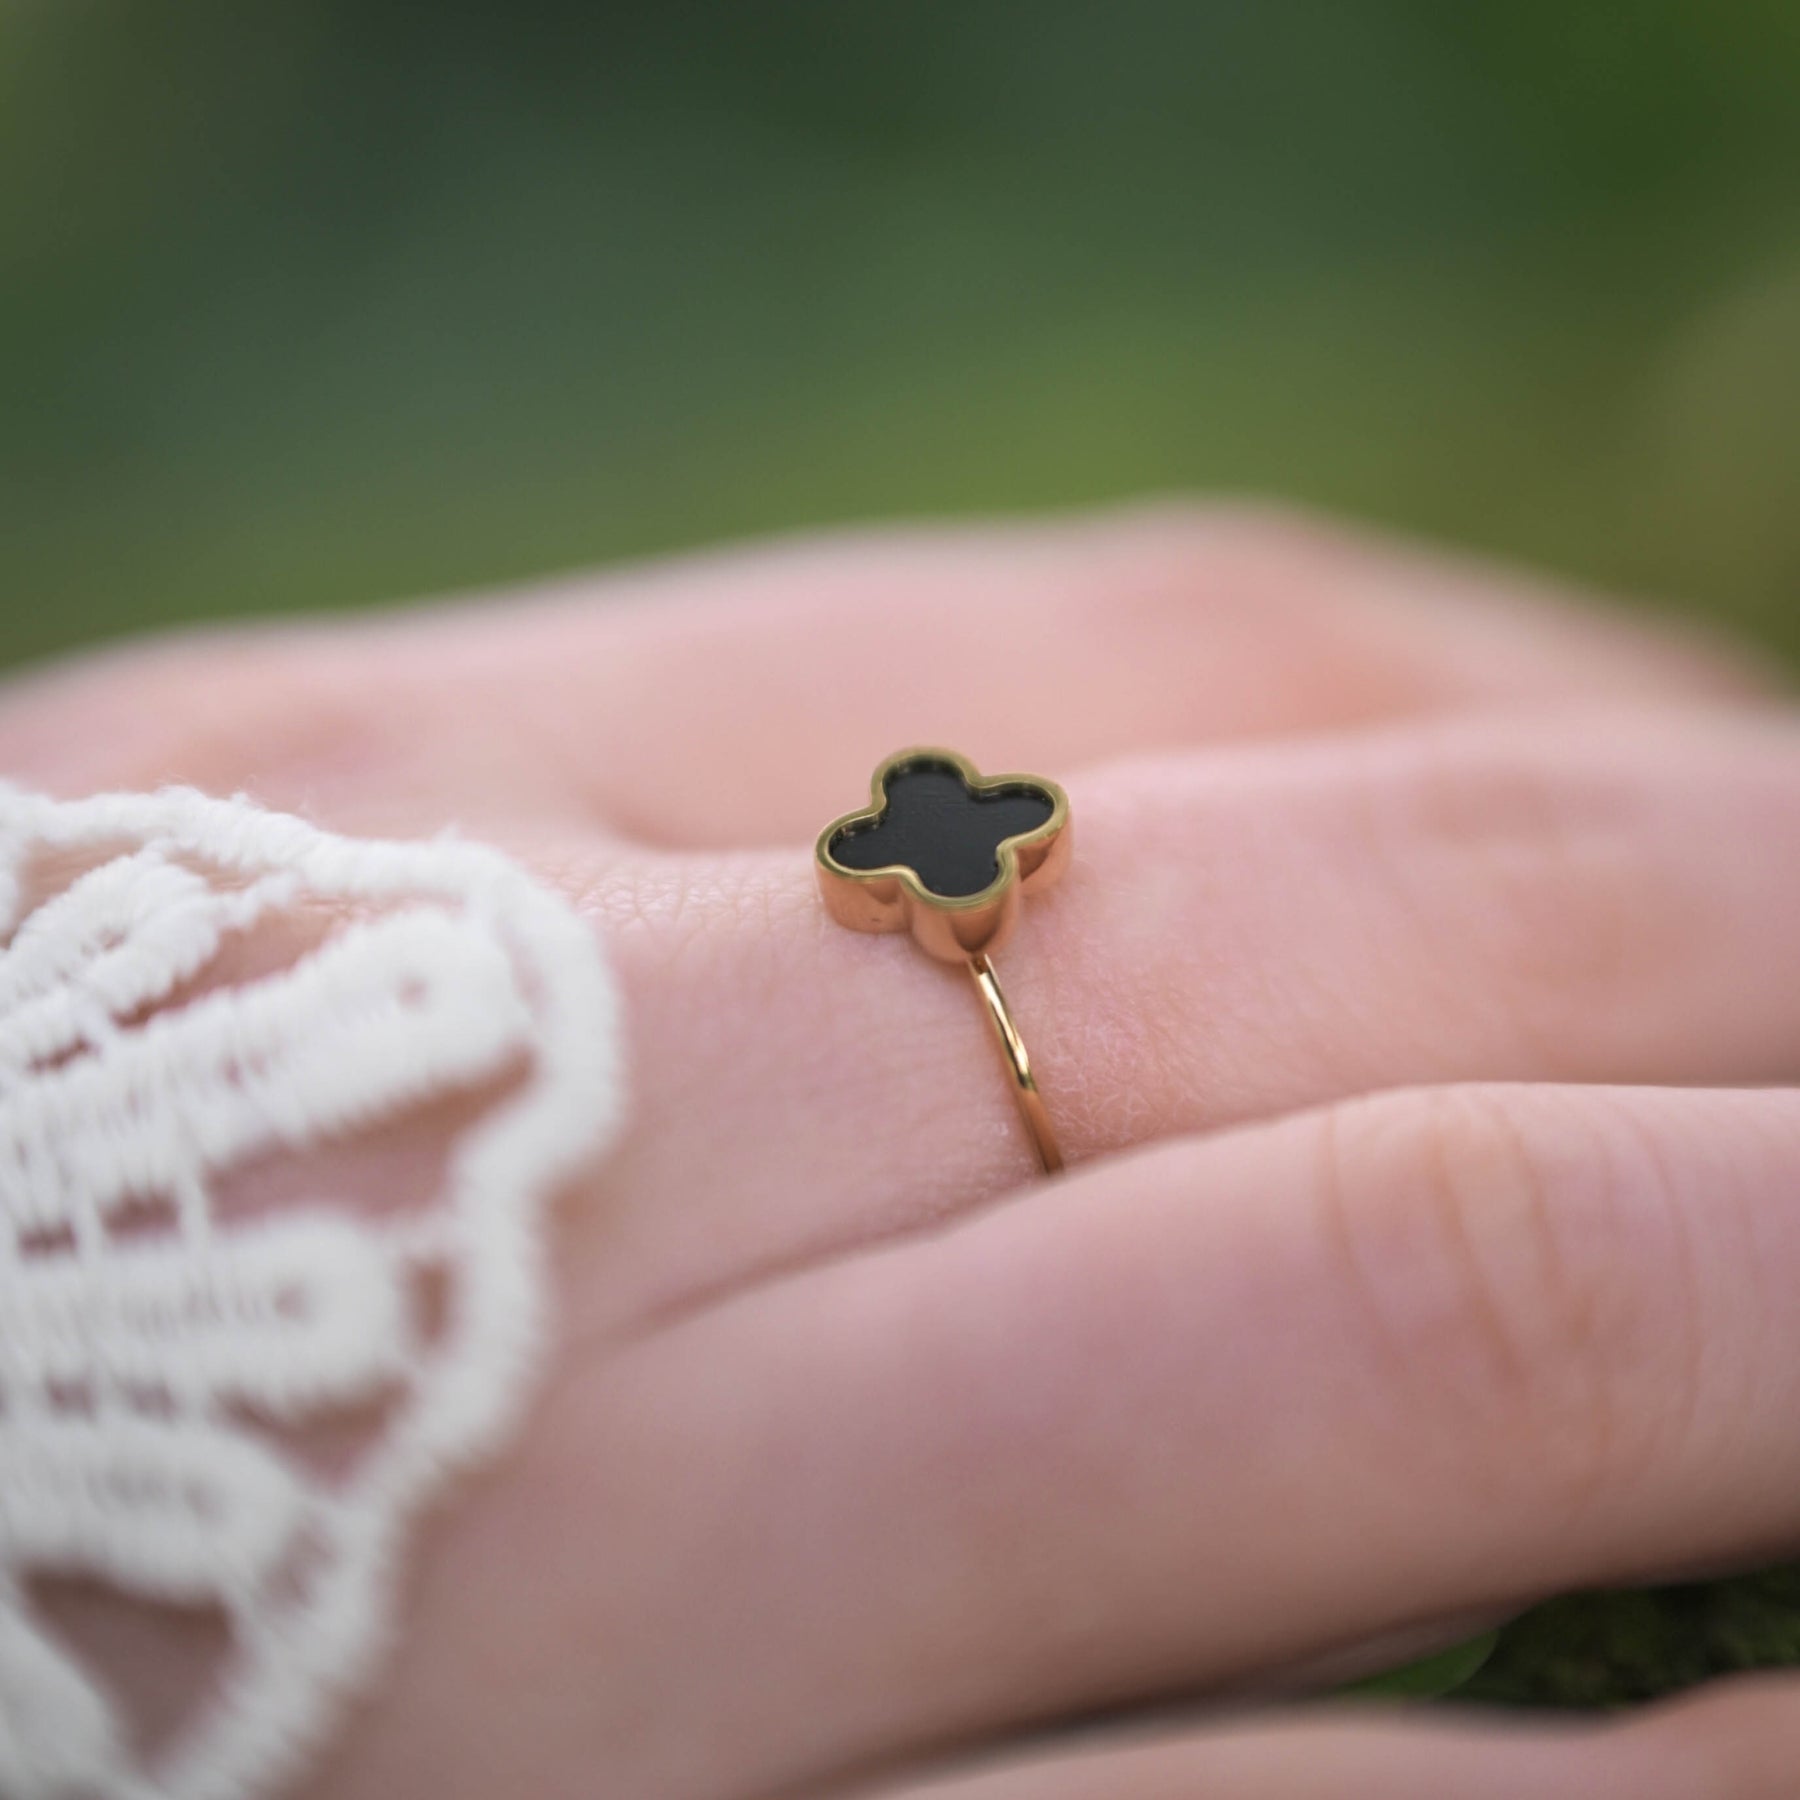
[815,748,1070,962]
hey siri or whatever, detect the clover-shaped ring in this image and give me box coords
[816,747,1072,1173]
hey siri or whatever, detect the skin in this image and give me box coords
[7,501,1800,1798]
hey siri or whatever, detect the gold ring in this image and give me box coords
[815,747,1071,1175]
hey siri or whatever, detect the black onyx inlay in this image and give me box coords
[828,758,1055,899]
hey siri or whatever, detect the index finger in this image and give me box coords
[0,506,1771,841]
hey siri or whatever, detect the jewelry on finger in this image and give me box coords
[815,747,1071,1175]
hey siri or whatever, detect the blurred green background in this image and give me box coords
[6,0,1800,1709]
[4,0,1799,673]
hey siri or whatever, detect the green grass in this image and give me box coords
[6,2,1800,670]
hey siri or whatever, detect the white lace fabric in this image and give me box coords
[0,786,627,1800]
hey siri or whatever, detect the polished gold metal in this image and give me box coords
[968,951,1063,1173]
[816,746,1071,1175]
[814,746,1071,964]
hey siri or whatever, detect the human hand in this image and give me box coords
[6,506,1799,1799]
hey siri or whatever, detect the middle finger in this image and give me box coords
[581,708,1800,1327]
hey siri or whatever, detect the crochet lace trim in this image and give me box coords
[0,785,626,1799]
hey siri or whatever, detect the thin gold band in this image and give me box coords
[816,748,1072,1179]
[967,952,1063,1175]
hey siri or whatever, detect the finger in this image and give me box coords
[857,1679,1800,1800]
[599,1081,1800,1793]
[0,507,1771,839]
[394,1078,1800,1799]
[586,712,1800,1318]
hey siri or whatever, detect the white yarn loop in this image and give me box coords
[0,785,627,1800]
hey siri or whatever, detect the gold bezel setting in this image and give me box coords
[814,746,1071,963]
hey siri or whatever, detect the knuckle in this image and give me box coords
[0,629,403,800]
[1095,499,1373,619]
[1104,495,1358,563]
[1365,731,1679,1061]
[1318,1085,1698,1511]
